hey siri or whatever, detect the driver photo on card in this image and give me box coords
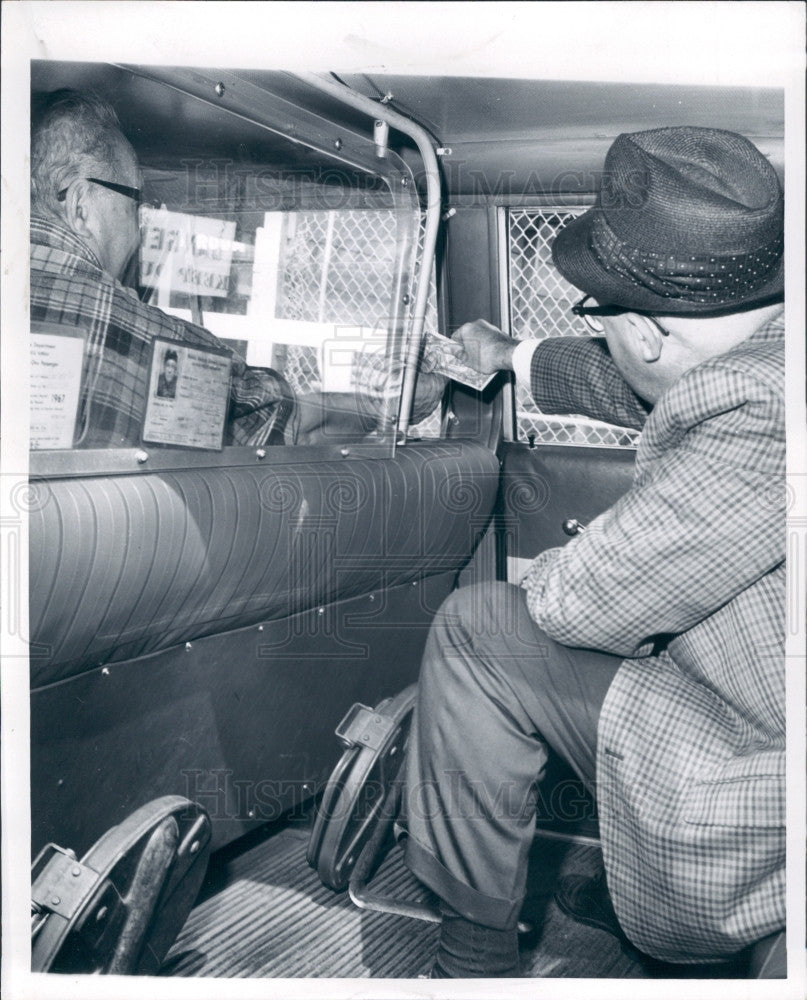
[155,347,179,399]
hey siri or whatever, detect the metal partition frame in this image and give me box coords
[32,64,426,480]
[296,72,443,442]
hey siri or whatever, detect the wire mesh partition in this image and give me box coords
[508,209,639,449]
[274,209,442,436]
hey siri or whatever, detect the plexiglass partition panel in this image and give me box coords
[30,64,435,477]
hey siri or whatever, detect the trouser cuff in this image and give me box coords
[404,833,522,931]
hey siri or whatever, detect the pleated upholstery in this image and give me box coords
[30,441,500,688]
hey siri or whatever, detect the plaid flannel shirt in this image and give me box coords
[30,216,285,448]
[522,316,785,962]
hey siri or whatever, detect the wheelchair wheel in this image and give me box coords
[31,795,211,974]
[307,684,416,891]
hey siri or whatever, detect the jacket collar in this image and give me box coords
[30,213,104,271]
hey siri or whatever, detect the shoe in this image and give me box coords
[554,869,627,941]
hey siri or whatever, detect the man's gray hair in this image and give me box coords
[31,89,131,218]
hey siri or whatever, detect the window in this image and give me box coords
[507,208,640,449]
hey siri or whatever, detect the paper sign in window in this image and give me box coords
[139,208,236,298]
[30,325,86,449]
[142,339,231,450]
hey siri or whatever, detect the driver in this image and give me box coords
[31,89,290,448]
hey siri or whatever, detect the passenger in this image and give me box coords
[30,90,290,448]
[403,127,785,977]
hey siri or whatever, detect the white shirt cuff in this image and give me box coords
[511,339,540,387]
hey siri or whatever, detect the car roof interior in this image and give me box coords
[31,61,784,197]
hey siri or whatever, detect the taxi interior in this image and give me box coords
[28,60,785,979]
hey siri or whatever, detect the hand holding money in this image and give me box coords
[424,319,515,390]
[452,319,517,376]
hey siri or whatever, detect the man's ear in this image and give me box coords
[62,180,96,241]
[628,315,665,363]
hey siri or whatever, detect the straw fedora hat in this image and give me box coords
[552,127,783,315]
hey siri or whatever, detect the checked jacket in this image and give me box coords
[30,216,287,449]
[522,315,785,962]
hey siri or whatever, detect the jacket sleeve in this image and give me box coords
[521,360,785,656]
[530,337,651,431]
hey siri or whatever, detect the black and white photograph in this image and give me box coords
[2,3,805,998]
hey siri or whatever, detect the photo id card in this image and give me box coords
[142,339,231,450]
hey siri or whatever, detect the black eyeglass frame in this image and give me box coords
[571,295,670,336]
[57,177,148,205]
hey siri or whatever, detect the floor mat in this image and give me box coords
[162,823,649,979]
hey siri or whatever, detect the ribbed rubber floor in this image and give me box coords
[161,823,650,979]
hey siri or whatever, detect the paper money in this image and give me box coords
[424,331,498,390]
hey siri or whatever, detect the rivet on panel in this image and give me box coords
[96,906,108,922]
[248,810,255,818]
[189,840,200,854]
[72,867,81,877]
[340,447,350,457]
[318,607,325,616]
[51,896,61,906]
[334,137,343,151]
[258,624,264,632]
[256,448,266,460]
[368,594,375,601]
[101,666,110,676]
[214,82,225,97]
[185,642,193,652]
[135,450,149,464]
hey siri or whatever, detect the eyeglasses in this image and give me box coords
[571,295,669,337]
[57,177,158,208]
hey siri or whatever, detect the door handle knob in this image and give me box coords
[561,518,586,536]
